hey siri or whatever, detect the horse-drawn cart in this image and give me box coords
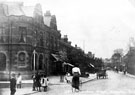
[96,69,108,79]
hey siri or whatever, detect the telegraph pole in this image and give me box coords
[83,40,85,53]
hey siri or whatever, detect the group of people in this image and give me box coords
[32,72,49,92]
[10,73,22,95]
[31,64,82,93]
[114,66,127,74]
[10,72,49,95]
[10,63,81,95]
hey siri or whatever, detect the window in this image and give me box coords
[39,32,44,46]
[18,52,26,66]
[19,27,27,43]
[16,51,29,68]
[18,52,25,62]
[0,28,4,43]
[39,54,43,70]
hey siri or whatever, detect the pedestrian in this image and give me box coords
[123,67,127,75]
[65,72,70,83]
[32,73,36,91]
[35,72,41,91]
[16,73,22,88]
[10,73,16,95]
[72,64,81,92]
[60,61,65,82]
[40,74,49,92]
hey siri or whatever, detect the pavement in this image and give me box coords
[0,73,96,95]
[118,71,135,78]
[1,71,135,95]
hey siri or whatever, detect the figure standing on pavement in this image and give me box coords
[35,72,41,91]
[123,66,127,75]
[40,74,49,92]
[72,64,81,92]
[10,73,16,95]
[32,73,36,91]
[16,73,22,88]
[60,61,65,82]
[65,72,70,83]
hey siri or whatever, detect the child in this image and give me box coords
[65,72,70,83]
[16,73,22,88]
[32,74,36,91]
[40,75,49,92]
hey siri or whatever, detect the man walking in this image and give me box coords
[10,73,16,95]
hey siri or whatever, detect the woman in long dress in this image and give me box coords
[72,64,81,92]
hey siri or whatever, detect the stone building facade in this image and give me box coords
[124,47,135,75]
[0,2,61,80]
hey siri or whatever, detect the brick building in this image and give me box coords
[0,1,86,80]
[0,2,61,80]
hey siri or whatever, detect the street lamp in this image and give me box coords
[33,30,37,74]
[33,49,36,74]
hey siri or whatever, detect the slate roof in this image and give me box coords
[0,2,42,17]
[22,6,35,17]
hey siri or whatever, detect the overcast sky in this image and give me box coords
[4,0,135,58]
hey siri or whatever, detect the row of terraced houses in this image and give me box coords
[0,2,89,80]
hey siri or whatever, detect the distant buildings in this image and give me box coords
[111,37,135,75]
[121,38,135,75]
[111,53,121,69]
[123,47,135,75]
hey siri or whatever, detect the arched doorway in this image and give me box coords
[0,53,6,70]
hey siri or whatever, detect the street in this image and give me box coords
[82,71,135,95]
[1,71,135,95]
[31,71,135,95]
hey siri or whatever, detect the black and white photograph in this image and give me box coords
[0,0,135,95]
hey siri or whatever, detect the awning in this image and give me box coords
[51,54,61,61]
[89,63,95,68]
[63,62,74,67]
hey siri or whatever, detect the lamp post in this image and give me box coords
[8,20,12,80]
[33,30,37,74]
[33,50,36,74]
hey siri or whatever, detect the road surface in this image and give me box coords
[1,71,135,95]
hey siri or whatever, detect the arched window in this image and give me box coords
[17,51,28,68]
[18,52,26,66]
[39,54,43,70]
